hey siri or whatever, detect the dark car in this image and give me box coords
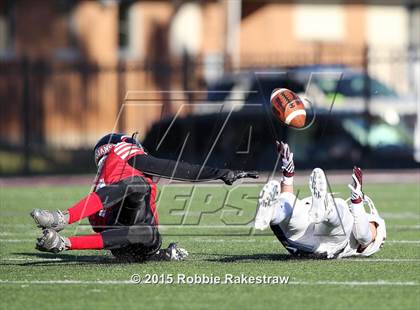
[143,106,417,171]
[195,71,306,115]
[199,66,417,117]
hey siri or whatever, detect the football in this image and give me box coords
[270,88,306,128]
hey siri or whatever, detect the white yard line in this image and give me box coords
[389,225,420,230]
[0,224,418,238]
[289,281,418,286]
[386,240,420,244]
[188,238,420,245]
[0,279,417,286]
[2,257,64,261]
[381,213,420,220]
[0,232,13,236]
[344,258,420,262]
[0,280,132,285]
[2,257,419,263]
[1,238,420,244]
[0,239,33,242]
[0,224,34,228]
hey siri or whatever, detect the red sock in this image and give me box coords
[67,192,103,224]
[68,233,104,250]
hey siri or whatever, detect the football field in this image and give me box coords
[0,181,419,310]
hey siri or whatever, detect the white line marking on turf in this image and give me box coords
[344,258,420,262]
[2,257,419,263]
[0,280,132,285]
[386,240,420,244]
[2,257,64,261]
[382,212,420,220]
[289,281,418,286]
[2,254,420,265]
[188,238,420,245]
[389,225,420,230]
[0,280,417,286]
[2,238,420,245]
[0,232,13,236]
[0,239,33,242]
[1,224,419,237]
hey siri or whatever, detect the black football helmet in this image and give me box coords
[93,132,143,166]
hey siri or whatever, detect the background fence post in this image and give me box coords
[21,56,30,175]
[362,44,372,165]
[117,60,126,132]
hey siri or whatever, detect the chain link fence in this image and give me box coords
[0,46,418,175]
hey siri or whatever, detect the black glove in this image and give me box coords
[221,170,259,185]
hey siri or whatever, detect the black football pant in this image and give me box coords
[94,176,161,258]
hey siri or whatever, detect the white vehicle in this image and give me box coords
[289,65,418,119]
[197,66,417,121]
[254,141,386,259]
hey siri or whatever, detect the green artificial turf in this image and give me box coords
[0,182,419,310]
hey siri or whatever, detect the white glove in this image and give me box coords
[276,141,294,177]
[348,166,363,203]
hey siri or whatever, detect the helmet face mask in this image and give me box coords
[93,133,143,166]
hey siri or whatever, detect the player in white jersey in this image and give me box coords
[254,141,386,259]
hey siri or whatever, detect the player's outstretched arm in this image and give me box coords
[128,154,258,185]
[276,141,294,193]
[348,166,376,247]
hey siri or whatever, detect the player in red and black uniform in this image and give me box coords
[31,133,258,261]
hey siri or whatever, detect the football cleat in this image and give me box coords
[309,168,328,223]
[31,209,68,232]
[154,243,189,261]
[255,180,281,230]
[35,229,69,253]
[165,242,189,261]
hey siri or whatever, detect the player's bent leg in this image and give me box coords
[324,197,346,227]
[34,224,166,260]
[104,224,189,262]
[102,224,160,250]
[111,240,189,262]
[255,180,281,230]
[31,176,151,232]
[35,230,105,253]
[316,197,354,242]
[271,191,296,225]
[309,168,328,223]
[109,226,162,262]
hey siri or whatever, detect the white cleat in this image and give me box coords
[255,180,281,230]
[309,168,328,223]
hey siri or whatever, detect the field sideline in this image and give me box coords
[0,182,419,310]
